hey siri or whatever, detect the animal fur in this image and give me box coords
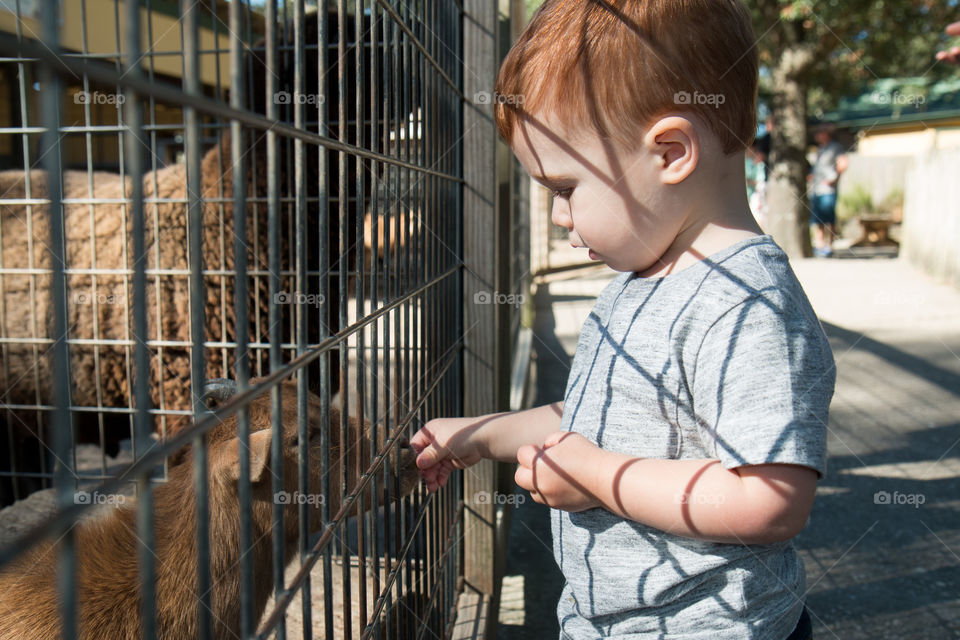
[0,379,420,639]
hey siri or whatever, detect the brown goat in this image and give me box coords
[0,380,420,639]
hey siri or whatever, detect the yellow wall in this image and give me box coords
[0,1,242,89]
[858,120,960,157]
[0,2,255,168]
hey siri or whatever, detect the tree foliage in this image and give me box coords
[750,0,959,115]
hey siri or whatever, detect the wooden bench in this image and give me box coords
[852,214,899,248]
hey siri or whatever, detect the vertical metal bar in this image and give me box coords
[39,0,76,636]
[181,2,212,638]
[399,4,412,634]
[125,1,157,638]
[353,0,369,633]
[143,0,171,466]
[316,6,335,637]
[228,0,256,634]
[292,1,314,639]
[383,8,397,635]
[5,0,32,501]
[210,0,229,383]
[453,0,466,616]
[416,4,429,631]
[336,3,353,637]
[366,4,383,637]
[265,1,287,638]
[75,0,110,480]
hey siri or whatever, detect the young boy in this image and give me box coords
[411,1,834,638]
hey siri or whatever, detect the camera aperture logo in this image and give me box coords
[874,490,925,508]
[474,491,525,505]
[473,290,525,307]
[74,490,126,506]
[274,491,325,506]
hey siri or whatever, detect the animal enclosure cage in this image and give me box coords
[0,1,526,638]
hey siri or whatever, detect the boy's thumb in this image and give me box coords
[416,446,439,469]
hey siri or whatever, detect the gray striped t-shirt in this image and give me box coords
[553,235,835,639]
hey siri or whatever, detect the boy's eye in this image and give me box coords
[552,187,573,199]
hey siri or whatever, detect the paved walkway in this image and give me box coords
[498,253,960,639]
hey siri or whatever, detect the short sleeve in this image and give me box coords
[691,291,835,477]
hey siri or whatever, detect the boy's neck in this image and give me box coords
[638,153,762,279]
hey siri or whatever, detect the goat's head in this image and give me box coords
[198,378,420,537]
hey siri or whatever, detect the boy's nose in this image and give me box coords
[551,202,573,230]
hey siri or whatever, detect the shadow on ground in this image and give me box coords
[497,283,573,639]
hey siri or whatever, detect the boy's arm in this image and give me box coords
[515,431,817,545]
[411,402,563,491]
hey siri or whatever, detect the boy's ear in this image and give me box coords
[647,116,699,185]
[226,429,272,484]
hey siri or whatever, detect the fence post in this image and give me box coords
[459,0,503,636]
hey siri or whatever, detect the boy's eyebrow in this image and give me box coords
[532,173,576,186]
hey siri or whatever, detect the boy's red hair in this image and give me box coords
[494,0,758,154]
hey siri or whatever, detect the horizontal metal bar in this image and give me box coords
[2,193,397,207]
[0,41,378,66]
[0,266,340,276]
[0,32,462,184]
[0,118,389,137]
[0,470,168,482]
[0,265,459,569]
[0,336,430,354]
[0,403,192,416]
[0,124,188,135]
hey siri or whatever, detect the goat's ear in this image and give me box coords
[227,429,272,484]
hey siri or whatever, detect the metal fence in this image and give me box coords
[0,0,522,638]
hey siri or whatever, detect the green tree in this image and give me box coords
[750,0,958,257]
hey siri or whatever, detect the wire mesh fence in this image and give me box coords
[0,1,505,638]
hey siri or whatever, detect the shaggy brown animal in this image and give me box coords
[0,8,378,503]
[0,139,269,414]
[0,379,420,639]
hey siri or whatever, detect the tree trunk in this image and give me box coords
[766,47,813,259]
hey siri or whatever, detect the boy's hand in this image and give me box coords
[410,417,484,492]
[515,431,602,512]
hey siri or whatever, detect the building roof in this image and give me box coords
[817,77,960,131]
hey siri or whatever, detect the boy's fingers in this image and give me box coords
[514,464,532,491]
[409,429,432,453]
[516,444,539,468]
[947,21,960,36]
[416,445,441,469]
[542,430,571,448]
